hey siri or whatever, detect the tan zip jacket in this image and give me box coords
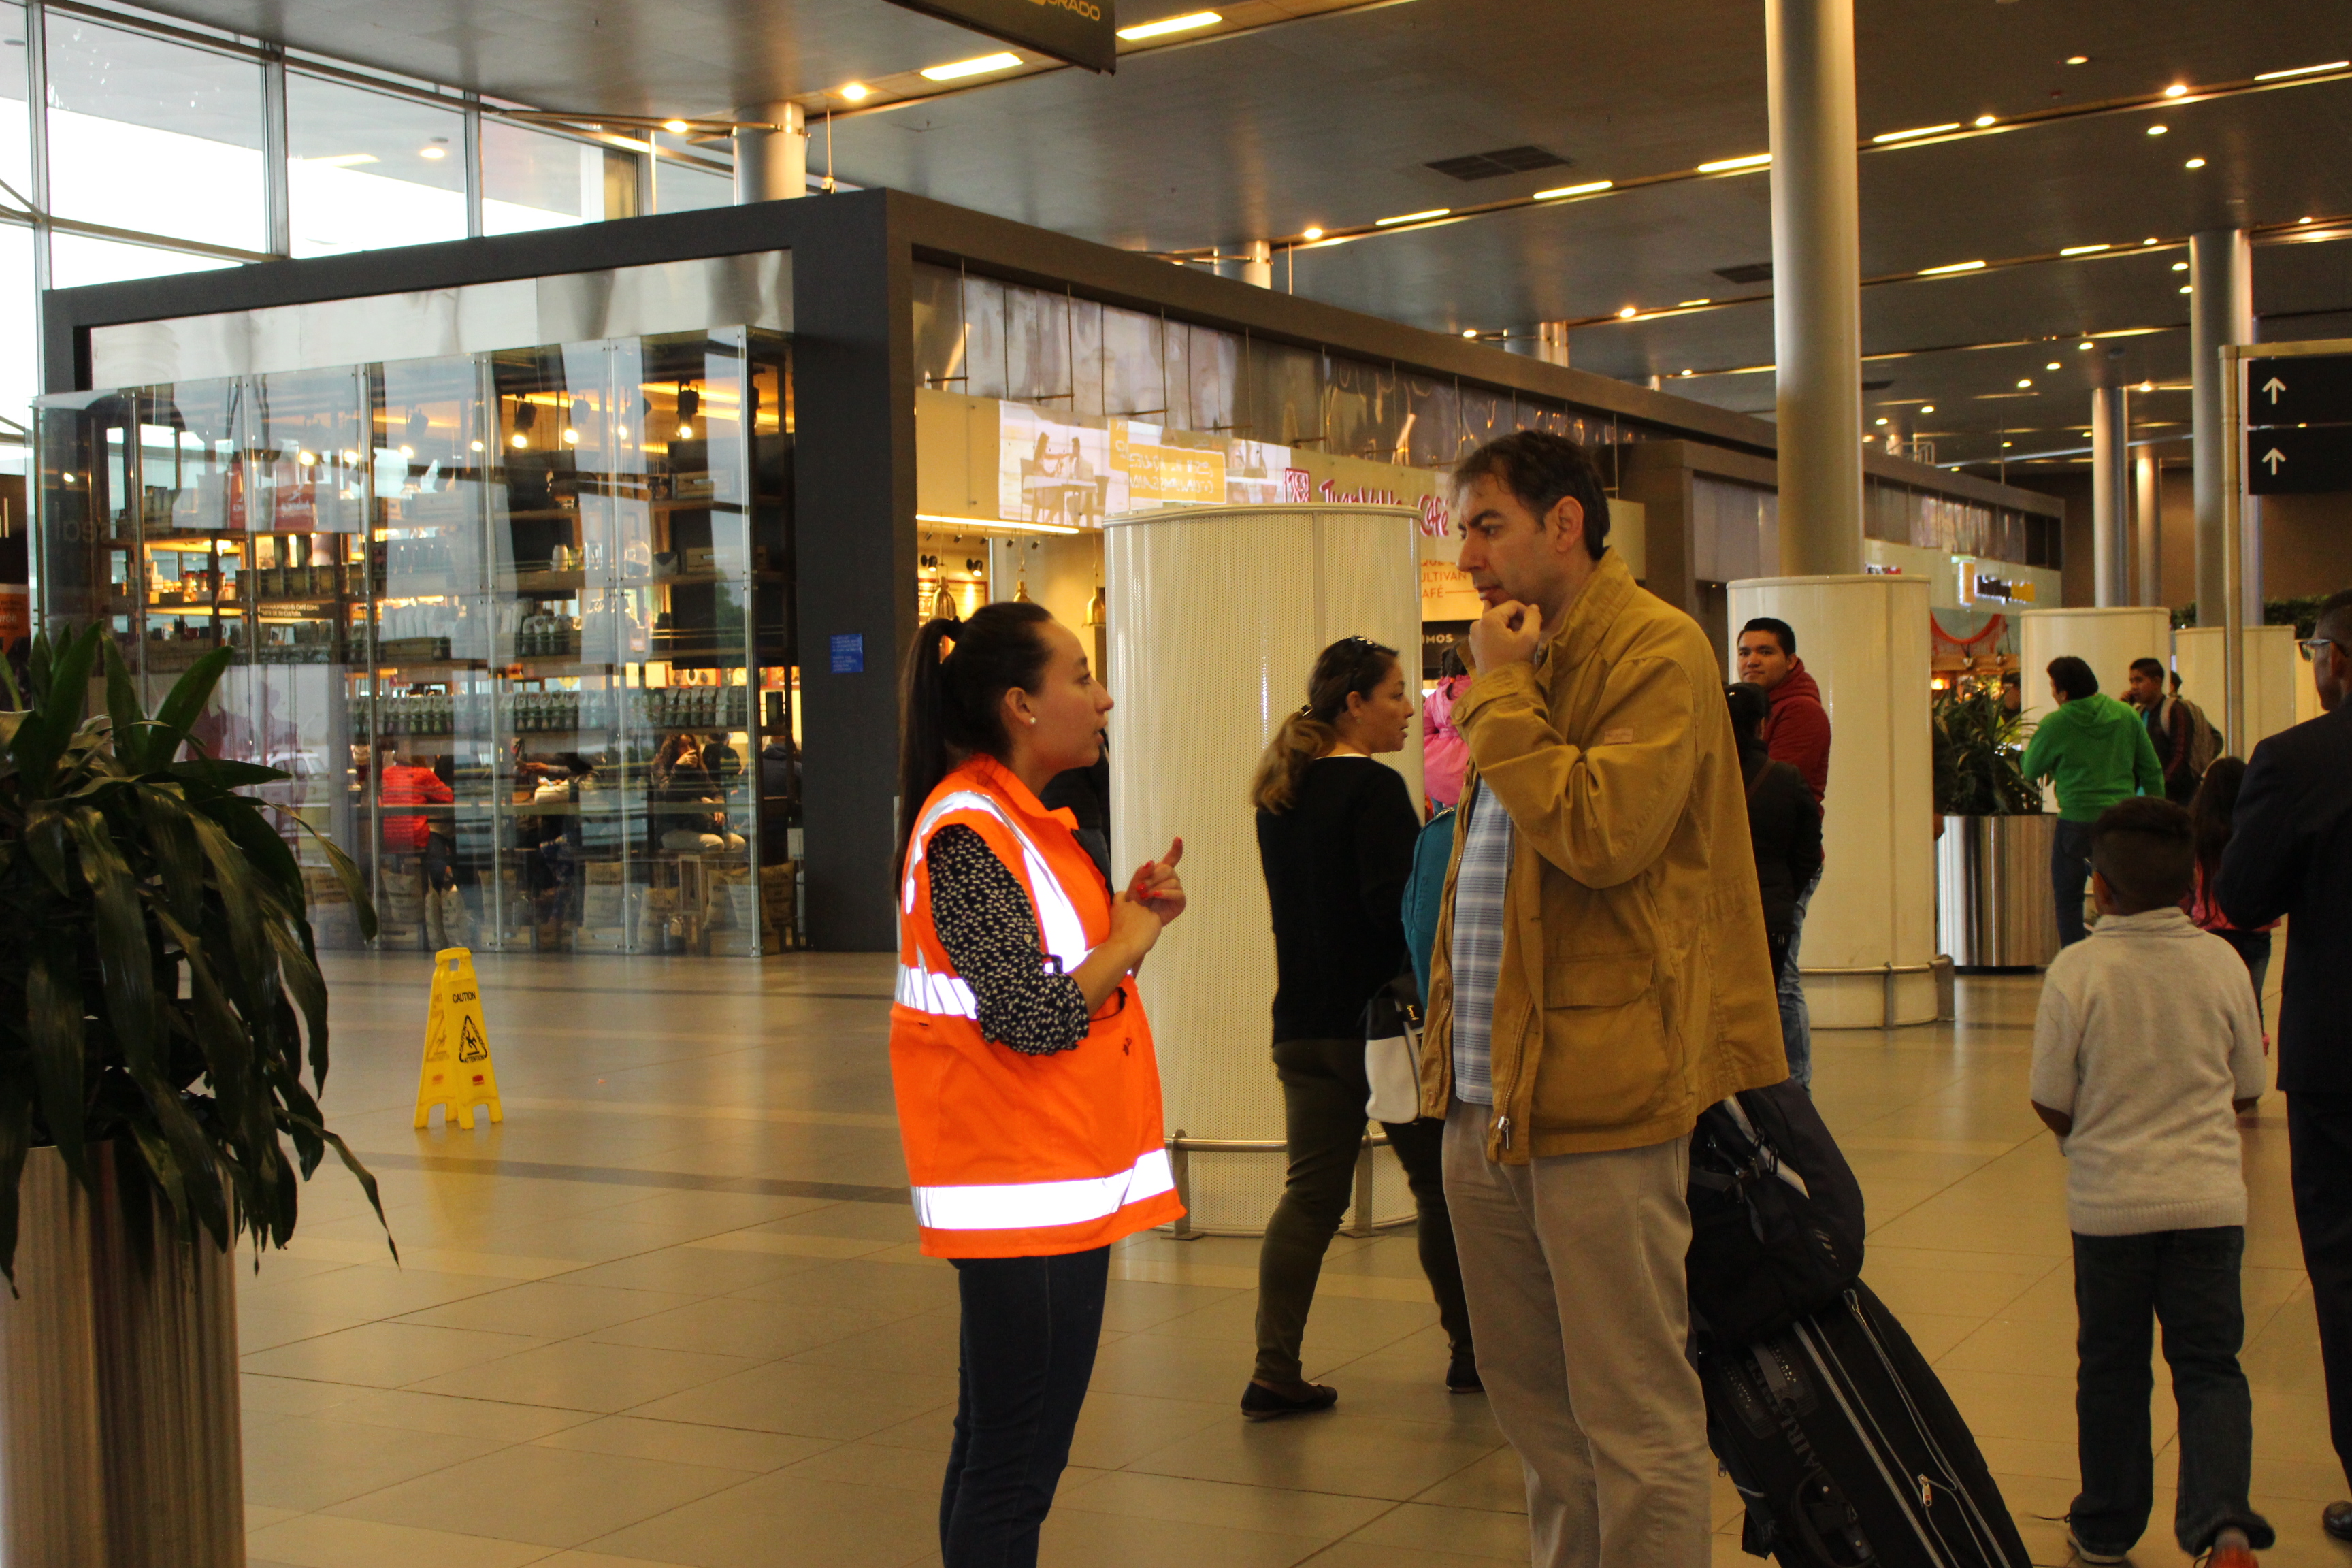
[1416,550,1786,1159]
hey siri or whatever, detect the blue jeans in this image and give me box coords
[2070,1227,2273,1556]
[941,1246,1109,1567]
[1776,872,1818,1089]
[2052,817,2095,947]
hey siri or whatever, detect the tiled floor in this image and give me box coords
[235,949,2343,1567]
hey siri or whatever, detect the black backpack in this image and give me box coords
[1687,1081,1867,1345]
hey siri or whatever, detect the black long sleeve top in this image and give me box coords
[926,824,1091,1055]
[1256,757,1420,1044]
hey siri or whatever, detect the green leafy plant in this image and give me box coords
[0,625,391,1281]
[1933,684,2040,817]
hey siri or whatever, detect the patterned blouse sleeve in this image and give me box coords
[925,823,1092,1055]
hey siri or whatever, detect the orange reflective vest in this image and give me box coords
[891,755,1184,1258]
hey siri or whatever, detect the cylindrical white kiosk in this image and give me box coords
[2016,606,2172,813]
[1728,574,1938,1028]
[1107,504,1424,1235]
[2174,625,2302,753]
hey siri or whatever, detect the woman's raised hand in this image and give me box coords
[1127,838,1187,926]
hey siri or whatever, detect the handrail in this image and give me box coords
[1162,1128,1403,1240]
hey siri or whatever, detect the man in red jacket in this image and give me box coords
[1736,617,1831,1087]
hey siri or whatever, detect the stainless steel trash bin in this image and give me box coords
[1936,813,2061,969]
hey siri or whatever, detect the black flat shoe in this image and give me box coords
[2323,1500,2352,1542]
[1446,1352,1483,1394]
[1241,1379,1338,1422]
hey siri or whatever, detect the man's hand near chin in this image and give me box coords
[1470,599,1545,673]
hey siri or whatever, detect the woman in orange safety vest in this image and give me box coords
[892,600,1186,1567]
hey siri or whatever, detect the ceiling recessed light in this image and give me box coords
[1680,368,1694,376]
[1534,179,1614,199]
[418,144,447,160]
[2163,84,2188,97]
[2301,216,2315,224]
[921,51,1022,81]
[1921,259,1987,275]
[2046,361,2061,370]
[2185,157,2206,168]
[2146,124,2168,135]
[840,82,870,101]
[1875,417,1889,426]
[1678,298,1712,307]
[1872,122,1961,144]
[2065,54,2090,65]
[1462,329,1478,338]
[1920,404,1935,414]
[1301,226,1324,240]
[2255,61,2350,82]
[2060,243,2111,255]
[510,434,527,449]
[663,119,689,133]
[468,440,484,453]
[2017,378,2034,388]
[2180,284,2193,294]
[2172,260,2189,271]
[1375,207,1450,227]
[2003,441,2014,448]
[1697,152,1773,173]
[1617,306,1639,318]
[562,427,581,444]
[2140,380,2154,391]
[2143,237,2160,245]
[1973,114,1996,127]
[1117,10,1221,39]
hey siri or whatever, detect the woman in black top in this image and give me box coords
[1728,682,1824,1083]
[1242,636,1475,1420]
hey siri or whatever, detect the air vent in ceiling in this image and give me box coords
[1425,146,1572,182]
[1714,261,1774,284]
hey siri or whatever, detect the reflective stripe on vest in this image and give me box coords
[896,789,1092,1019]
[911,1147,1174,1232]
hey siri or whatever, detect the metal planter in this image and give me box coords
[0,1143,243,1567]
[1936,813,2061,969]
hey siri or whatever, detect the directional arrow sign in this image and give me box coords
[2248,425,2352,494]
[2247,355,2352,427]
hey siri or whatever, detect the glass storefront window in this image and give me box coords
[49,231,239,289]
[36,327,797,956]
[285,74,466,257]
[45,18,267,252]
[0,5,30,208]
[649,146,731,214]
[0,220,32,436]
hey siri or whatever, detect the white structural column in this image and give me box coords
[2091,385,2130,606]
[1765,0,1865,576]
[732,102,808,203]
[2134,455,2161,607]
[1729,575,1936,1028]
[2191,230,2255,624]
[1107,505,1423,1233]
[2174,625,2301,751]
[2016,606,2172,802]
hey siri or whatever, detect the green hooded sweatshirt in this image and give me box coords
[2019,691,2163,821]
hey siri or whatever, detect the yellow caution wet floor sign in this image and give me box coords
[415,947,504,1130]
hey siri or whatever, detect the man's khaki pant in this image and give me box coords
[1443,1099,1713,1568]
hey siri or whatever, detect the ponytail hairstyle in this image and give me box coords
[895,600,1056,878]
[1250,634,1400,813]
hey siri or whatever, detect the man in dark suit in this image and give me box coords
[2217,585,2352,1541]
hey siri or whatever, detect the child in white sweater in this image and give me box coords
[2031,796,2271,1567]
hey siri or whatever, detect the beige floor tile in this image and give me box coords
[783,1309,968,1371]
[1123,1409,1505,1501]
[536,1415,832,1473]
[1303,1542,1531,1568]
[244,1372,370,1416]
[1082,1329,1254,1403]
[552,1245,822,1297]
[244,1512,553,1568]
[531,1554,710,1568]
[1054,1467,1391,1539]
[585,1475,941,1568]
[1096,1278,1245,1333]
[327,1441,749,1549]
[581,1294,872,1360]
[243,1264,509,1321]
[242,1321,546,1390]
[1336,1500,1528,1558]
[242,1306,368,1352]
[1938,1312,2089,1377]
[1035,1503,1326,1567]
[241,1414,505,1512]
[1411,1446,1529,1514]
[728,1256,964,1316]
[395,1280,701,1338]
[777,1439,954,1493]
[628,1358,959,1442]
[317,1387,598,1442]
[409,1337,762,1413]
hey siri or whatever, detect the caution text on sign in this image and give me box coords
[415,947,504,1130]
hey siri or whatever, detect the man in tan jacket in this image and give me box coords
[1420,431,1785,1568]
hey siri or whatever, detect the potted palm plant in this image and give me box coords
[1932,682,2057,968]
[0,625,389,1568]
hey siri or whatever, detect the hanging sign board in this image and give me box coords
[2247,427,2352,495]
[2245,355,2352,427]
[884,0,1115,73]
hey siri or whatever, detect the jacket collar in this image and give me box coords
[2092,906,2200,937]
[1548,549,1636,671]
[958,753,1079,833]
[1770,661,1821,707]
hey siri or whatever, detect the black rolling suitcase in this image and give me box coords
[1701,1281,2031,1568]
[1686,1086,2028,1567]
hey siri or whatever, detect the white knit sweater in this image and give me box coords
[2029,907,2268,1236]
